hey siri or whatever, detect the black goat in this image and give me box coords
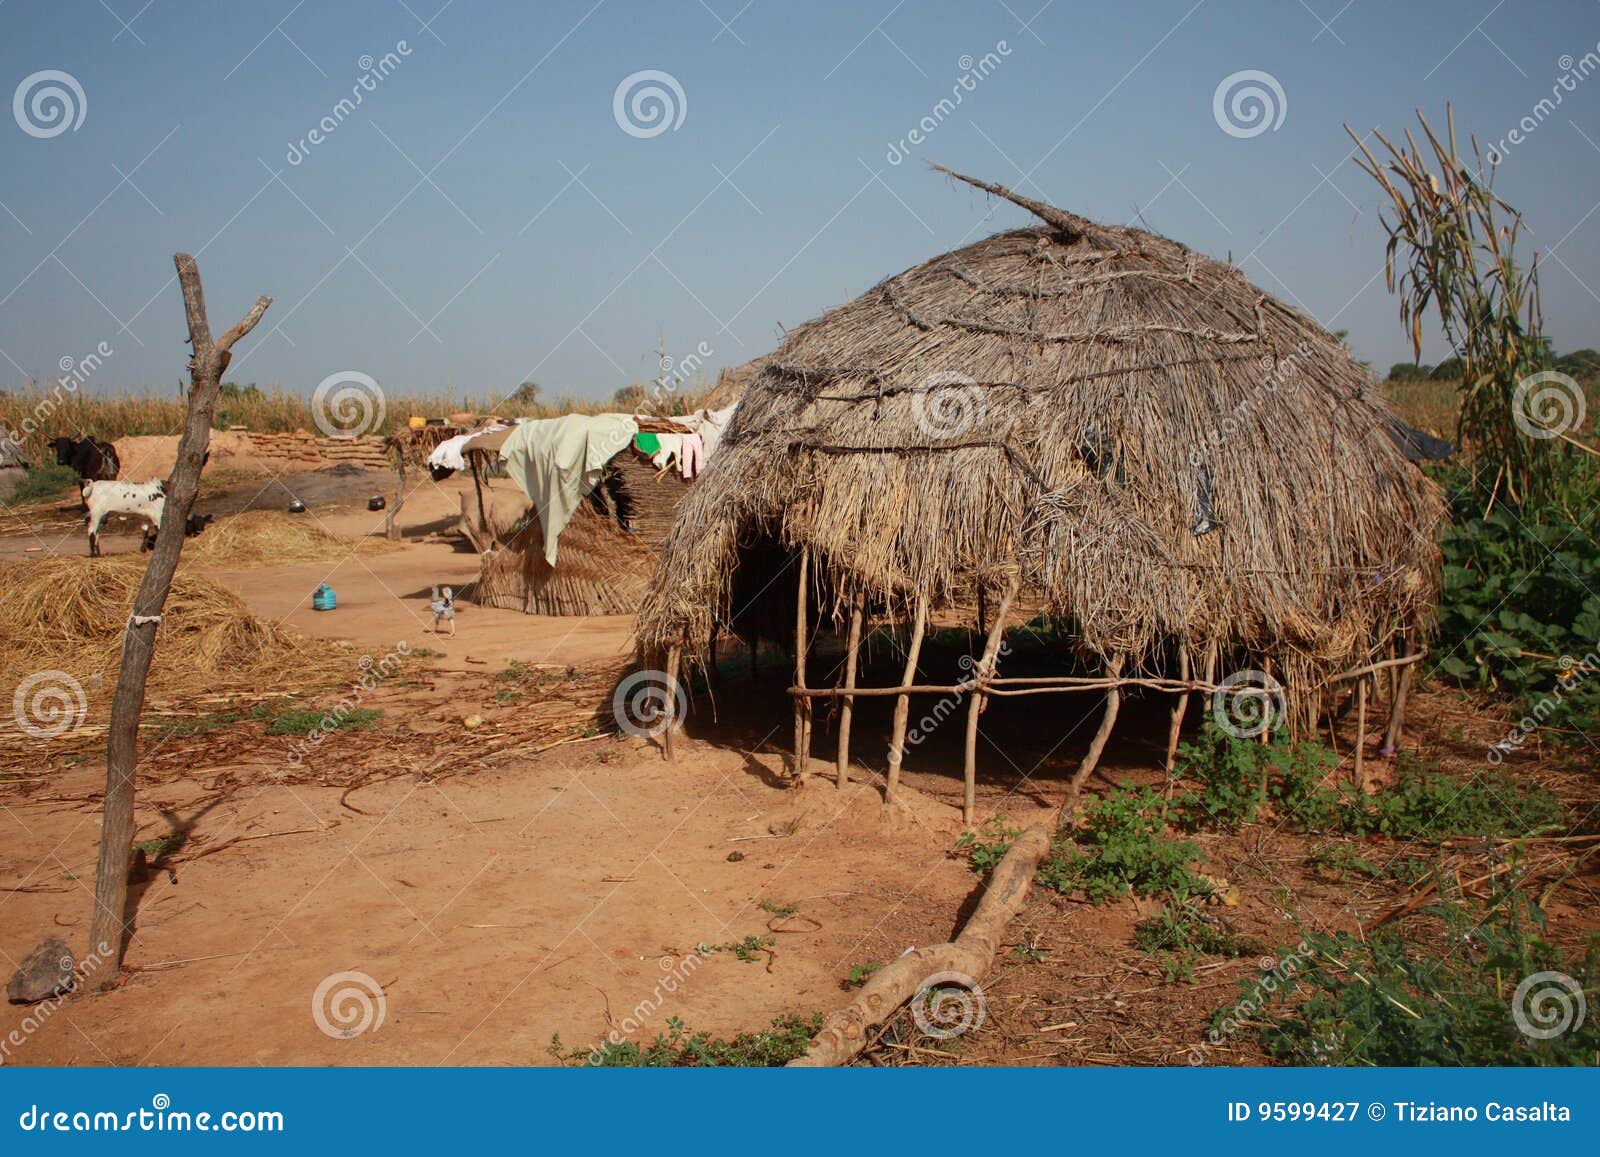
[51,436,121,489]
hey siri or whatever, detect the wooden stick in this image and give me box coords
[792,547,810,782]
[1164,646,1191,772]
[885,597,928,804]
[663,646,681,763]
[789,825,1051,1066]
[836,593,865,788]
[386,450,403,540]
[1064,653,1125,813]
[89,254,270,985]
[1353,676,1367,789]
[1381,660,1415,755]
[962,578,1019,826]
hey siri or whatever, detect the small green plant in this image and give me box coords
[9,463,79,504]
[1135,893,1262,983]
[1339,760,1563,841]
[955,816,1021,875]
[844,961,883,988]
[135,835,175,861]
[1237,885,1600,1065]
[697,935,774,964]
[409,647,444,659]
[548,1013,822,1067]
[1303,844,1382,882]
[1038,788,1208,903]
[1009,934,1046,965]
[1172,722,1343,833]
[151,710,241,740]
[758,899,798,918]
[264,706,383,736]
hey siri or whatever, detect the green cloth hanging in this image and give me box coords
[634,432,661,455]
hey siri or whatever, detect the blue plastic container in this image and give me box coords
[312,582,337,611]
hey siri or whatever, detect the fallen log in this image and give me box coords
[789,824,1051,1066]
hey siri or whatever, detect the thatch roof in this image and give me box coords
[636,168,1446,703]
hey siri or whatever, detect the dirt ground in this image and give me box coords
[3,441,1596,1067]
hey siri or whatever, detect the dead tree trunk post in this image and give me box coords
[386,450,405,540]
[792,547,811,782]
[88,255,270,982]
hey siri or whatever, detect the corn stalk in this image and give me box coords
[1347,106,1554,504]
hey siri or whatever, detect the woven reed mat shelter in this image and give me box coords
[634,167,1447,817]
[461,417,699,616]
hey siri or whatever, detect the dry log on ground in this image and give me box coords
[788,824,1050,1066]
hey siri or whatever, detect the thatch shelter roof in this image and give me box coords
[636,168,1446,712]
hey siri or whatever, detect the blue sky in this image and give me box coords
[1,0,1598,401]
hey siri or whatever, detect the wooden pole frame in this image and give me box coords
[1063,653,1125,811]
[884,597,927,804]
[792,546,811,782]
[961,578,1019,826]
[835,592,865,789]
[88,255,270,983]
[386,449,405,540]
[1164,646,1192,772]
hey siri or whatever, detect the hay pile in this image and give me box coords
[184,510,400,568]
[0,556,346,694]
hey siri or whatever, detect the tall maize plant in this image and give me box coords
[1348,107,1560,504]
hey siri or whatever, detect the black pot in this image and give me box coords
[368,496,386,511]
[287,499,306,514]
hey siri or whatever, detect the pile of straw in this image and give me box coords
[1,556,345,692]
[184,510,400,568]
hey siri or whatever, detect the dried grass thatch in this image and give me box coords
[184,510,401,569]
[636,169,1446,719]
[472,499,659,617]
[0,556,348,697]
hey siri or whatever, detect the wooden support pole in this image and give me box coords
[835,593,865,789]
[1164,646,1192,772]
[663,646,681,763]
[1353,675,1367,788]
[884,597,927,805]
[1380,661,1415,756]
[792,548,811,782]
[89,255,270,983]
[1063,653,1125,815]
[961,579,1019,826]
[386,451,405,540]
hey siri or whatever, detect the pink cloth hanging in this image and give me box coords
[680,432,705,479]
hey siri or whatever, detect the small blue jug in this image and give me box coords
[312,582,337,611]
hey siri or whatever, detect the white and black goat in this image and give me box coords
[83,479,165,557]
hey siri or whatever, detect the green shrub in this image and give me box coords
[9,463,79,504]
[1338,760,1563,841]
[1173,722,1344,832]
[1040,788,1208,903]
[955,816,1020,875]
[1136,892,1263,982]
[1431,467,1600,746]
[1237,889,1599,1066]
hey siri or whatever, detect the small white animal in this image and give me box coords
[83,479,165,558]
[428,585,456,636]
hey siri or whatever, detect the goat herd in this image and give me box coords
[48,435,211,557]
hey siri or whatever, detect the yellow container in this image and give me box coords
[407,415,426,430]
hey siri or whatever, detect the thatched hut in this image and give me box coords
[463,415,719,617]
[635,169,1447,817]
